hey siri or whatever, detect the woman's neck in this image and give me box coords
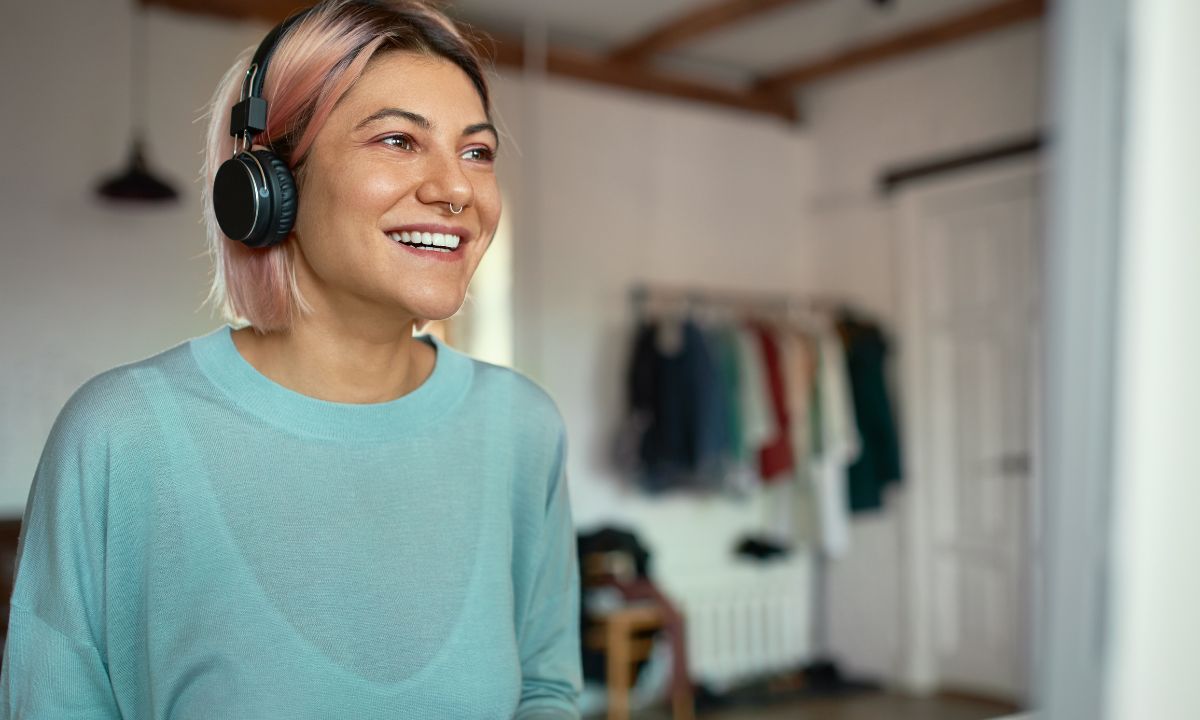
[230,316,435,405]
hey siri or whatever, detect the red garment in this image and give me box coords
[755,324,795,481]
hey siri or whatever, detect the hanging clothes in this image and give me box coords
[729,324,777,475]
[690,321,730,492]
[704,325,751,495]
[622,317,726,493]
[753,324,796,483]
[777,327,822,547]
[618,319,658,480]
[808,324,862,557]
[779,327,817,471]
[839,316,903,513]
[618,291,897,517]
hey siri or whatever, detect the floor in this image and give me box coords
[625,692,1021,720]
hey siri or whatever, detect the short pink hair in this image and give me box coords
[201,0,491,333]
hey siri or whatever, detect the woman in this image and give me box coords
[0,2,581,717]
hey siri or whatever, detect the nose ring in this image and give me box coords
[448,202,463,215]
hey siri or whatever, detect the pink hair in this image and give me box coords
[200,1,490,333]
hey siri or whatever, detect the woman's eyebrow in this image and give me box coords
[355,107,429,130]
[463,122,499,149]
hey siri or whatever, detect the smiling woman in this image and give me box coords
[0,2,582,718]
[276,50,503,347]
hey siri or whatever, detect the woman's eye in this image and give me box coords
[381,134,414,151]
[462,146,495,162]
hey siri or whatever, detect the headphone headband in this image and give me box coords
[228,8,313,143]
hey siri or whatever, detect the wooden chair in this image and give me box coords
[581,553,695,720]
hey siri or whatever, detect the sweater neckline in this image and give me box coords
[189,325,472,442]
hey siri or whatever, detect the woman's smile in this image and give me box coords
[384,222,472,262]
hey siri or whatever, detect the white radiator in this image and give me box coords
[665,555,814,690]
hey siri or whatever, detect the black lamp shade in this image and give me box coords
[97,137,178,203]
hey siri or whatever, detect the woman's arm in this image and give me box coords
[514,429,583,720]
[1,379,122,718]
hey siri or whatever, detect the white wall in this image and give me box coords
[800,23,1044,681]
[0,1,268,512]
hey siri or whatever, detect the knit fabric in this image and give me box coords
[0,326,582,719]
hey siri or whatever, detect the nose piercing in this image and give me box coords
[448,203,463,214]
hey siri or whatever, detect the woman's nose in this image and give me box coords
[416,149,472,211]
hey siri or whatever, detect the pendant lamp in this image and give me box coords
[97,2,178,203]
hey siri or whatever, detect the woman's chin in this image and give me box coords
[403,296,466,324]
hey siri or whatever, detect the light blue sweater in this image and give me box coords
[0,326,582,719]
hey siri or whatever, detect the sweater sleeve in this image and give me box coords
[514,428,583,719]
[1,378,122,718]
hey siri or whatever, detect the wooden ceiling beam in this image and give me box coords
[144,0,799,123]
[756,0,1046,92]
[482,34,798,122]
[607,0,816,65]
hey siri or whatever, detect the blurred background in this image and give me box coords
[0,0,1196,718]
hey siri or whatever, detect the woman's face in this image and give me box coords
[288,51,501,327]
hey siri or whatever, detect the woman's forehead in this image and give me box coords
[338,51,487,124]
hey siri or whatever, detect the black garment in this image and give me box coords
[623,319,725,492]
[616,321,659,478]
[839,317,903,512]
[577,527,652,579]
[734,536,791,562]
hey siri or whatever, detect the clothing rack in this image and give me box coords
[626,282,878,692]
[629,282,846,323]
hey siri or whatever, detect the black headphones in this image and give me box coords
[212,9,312,249]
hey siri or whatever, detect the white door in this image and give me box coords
[899,159,1041,703]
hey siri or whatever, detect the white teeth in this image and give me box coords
[430,233,463,249]
[388,230,462,251]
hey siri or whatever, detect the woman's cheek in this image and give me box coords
[471,176,501,222]
[356,166,413,208]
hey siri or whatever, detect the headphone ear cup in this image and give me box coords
[212,150,298,249]
[254,149,298,248]
[213,153,268,245]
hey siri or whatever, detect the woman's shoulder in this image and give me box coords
[462,356,565,435]
[49,339,195,447]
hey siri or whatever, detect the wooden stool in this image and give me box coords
[585,604,695,720]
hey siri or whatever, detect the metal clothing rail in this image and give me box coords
[629,282,846,320]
